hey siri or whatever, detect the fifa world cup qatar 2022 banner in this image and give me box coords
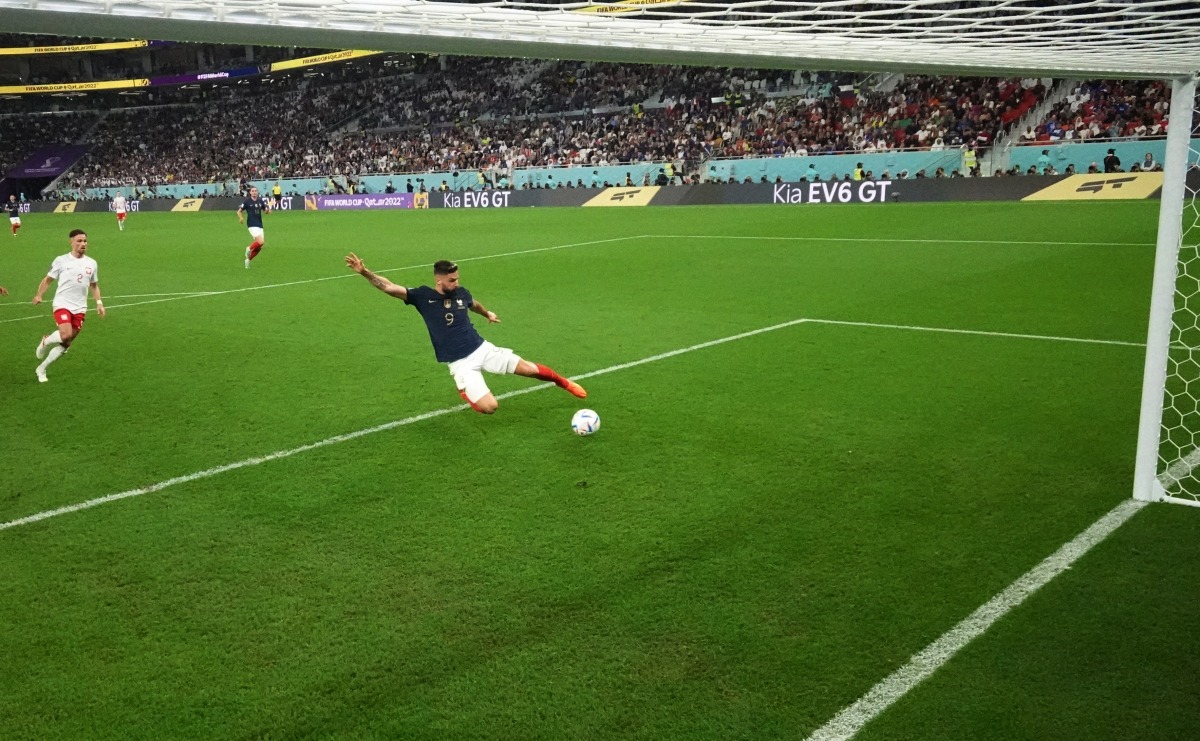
[314,193,416,210]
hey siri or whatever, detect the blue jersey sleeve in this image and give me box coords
[404,285,427,306]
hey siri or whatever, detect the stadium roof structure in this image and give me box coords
[3,0,1200,79]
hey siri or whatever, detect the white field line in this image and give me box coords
[646,234,1154,248]
[0,318,808,532]
[805,497,1148,741]
[0,317,1146,532]
[103,291,220,299]
[803,317,1145,348]
[0,236,642,325]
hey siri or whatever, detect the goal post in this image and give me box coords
[1134,75,1200,506]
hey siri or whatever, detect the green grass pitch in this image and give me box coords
[1,202,1197,739]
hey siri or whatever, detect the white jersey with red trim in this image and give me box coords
[48,253,99,313]
[113,195,127,214]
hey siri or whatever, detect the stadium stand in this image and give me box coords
[1022,80,1172,143]
[5,34,1177,199]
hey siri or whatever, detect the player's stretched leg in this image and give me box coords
[455,368,499,414]
[245,230,265,268]
[515,359,586,398]
[35,330,63,359]
[35,346,66,383]
[458,389,496,414]
[35,321,76,382]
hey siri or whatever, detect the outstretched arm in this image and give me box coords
[471,300,499,323]
[31,275,53,305]
[345,253,407,300]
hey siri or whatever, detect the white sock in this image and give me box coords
[37,345,65,373]
[43,330,62,347]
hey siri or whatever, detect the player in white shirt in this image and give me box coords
[112,192,128,231]
[32,229,106,383]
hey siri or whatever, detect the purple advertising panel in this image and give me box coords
[6,145,91,178]
[315,193,415,210]
[150,65,262,87]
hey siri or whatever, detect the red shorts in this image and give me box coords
[53,308,86,332]
[117,212,126,220]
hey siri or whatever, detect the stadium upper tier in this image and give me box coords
[0,37,350,91]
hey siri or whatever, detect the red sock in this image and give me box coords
[533,363,568,389]
[248,241,263,259]
[11,224,17,235]
[458,389,486,413]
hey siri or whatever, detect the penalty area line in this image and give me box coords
[0,317,810,532]
[802,317,1144,348]
[646,234,1154,248]
[803,498,1147,741]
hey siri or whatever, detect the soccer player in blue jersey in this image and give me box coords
[344,254,587,414]
[5,194,22,237]
[237,186,271,268]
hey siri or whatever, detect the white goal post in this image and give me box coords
[4,0,1200,504]
[1134,75,1200,507]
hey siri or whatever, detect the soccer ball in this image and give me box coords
[571,409,601,436]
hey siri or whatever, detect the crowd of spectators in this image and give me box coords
[1,48,1178,195]
[1016,80,1173,144]
[73,76,383,188]
[47,65,1056,191]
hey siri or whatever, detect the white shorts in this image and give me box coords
[248,226,264,240]
[448,340,521,403]
[9,216,19,225]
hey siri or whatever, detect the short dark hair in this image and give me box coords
[433,260,458,275]
[68,228,86,238]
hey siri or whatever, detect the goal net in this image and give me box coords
[5,1,1200,79]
